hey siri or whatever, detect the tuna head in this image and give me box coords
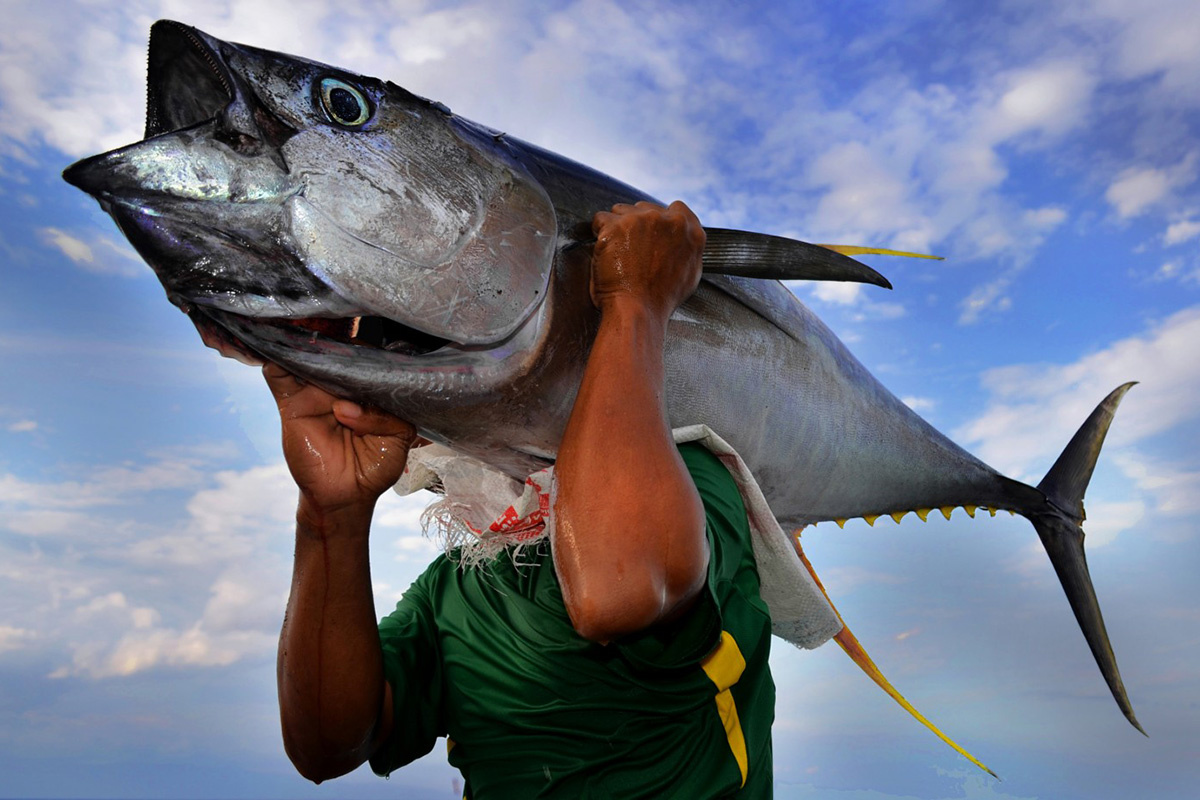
[63,20,561,449]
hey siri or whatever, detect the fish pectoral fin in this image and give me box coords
[791,535,998,778]
[700,228,893,289]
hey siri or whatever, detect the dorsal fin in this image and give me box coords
[701,228,893,289]
[818,244,944,261]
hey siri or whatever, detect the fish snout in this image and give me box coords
[61,153,111,198]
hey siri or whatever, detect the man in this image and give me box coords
[267,201,775,797]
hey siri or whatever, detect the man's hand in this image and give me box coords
[589,200,705,319]
[263,362,416,519]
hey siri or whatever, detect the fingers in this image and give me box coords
[332,399,417,441]
[591,201,667,236]
[264,362,411,438]
[591,200,701,239]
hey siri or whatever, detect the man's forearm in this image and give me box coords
[277,497,391,782]
[552,298,708,642]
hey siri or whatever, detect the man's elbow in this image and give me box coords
[281,726,373,784]
[565,556,708,643]
[283,739,347,784]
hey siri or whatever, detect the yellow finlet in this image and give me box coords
[835,518,847,529]
[964,505,977,518]
[890,511,907,524]
[791,538,998,780]
[987,507,997,517]
[939,506,954,521]
[863,514,879,527]
[818,244,944,261]
[915,508,931,522]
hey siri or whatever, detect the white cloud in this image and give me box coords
[1105,155,1197,219]
[0,448,226,521]
[957,306,1200,480]
[1112,452,1200,517]
[1,432,435,681]
[38,227,92,264]
[53,563,288,679]
[1164,219,1200,246]
[1106,167,1171,219]
[0,624,36,654]
[850,301,906,322]
[1024,206,1068,230]
[1074,0,1200,99]
[36,228,142,277]
[959,275,1014,325]
[902,396,937,413]
[991,61,1097,141]
[809,282,864,306]
[6,419,36,432]
[808,141,920,245]
[58,624,278,679]
[818,565,908,595]
[1153,259,1200,285]
[1078,500,1146,548]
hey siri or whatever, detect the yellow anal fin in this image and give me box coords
[831,626,998,779]
[791,537,998,780]
[818,244,944,261]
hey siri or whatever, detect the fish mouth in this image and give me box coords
[260,313,453,356]
[145,20,236,139]
[189,308,455,365]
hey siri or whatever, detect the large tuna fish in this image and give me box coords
[62,20,1142,740]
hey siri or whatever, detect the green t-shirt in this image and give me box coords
[371,443,775,798]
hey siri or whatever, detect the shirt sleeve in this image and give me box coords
[369,563,447,777]
[617,442,755,671]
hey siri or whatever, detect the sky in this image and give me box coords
[2,0,1199,798]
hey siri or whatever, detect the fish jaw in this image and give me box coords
[60,121,349,320]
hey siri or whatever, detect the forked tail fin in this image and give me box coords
[1032,382,1145,734]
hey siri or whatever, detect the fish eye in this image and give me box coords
[318,77,372,128]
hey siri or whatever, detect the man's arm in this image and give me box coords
[264,364,414,782]
[552,201,709,643]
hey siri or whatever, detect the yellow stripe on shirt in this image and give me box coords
[701,630,748,786]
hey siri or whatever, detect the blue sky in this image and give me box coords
[2,0,1199,798]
